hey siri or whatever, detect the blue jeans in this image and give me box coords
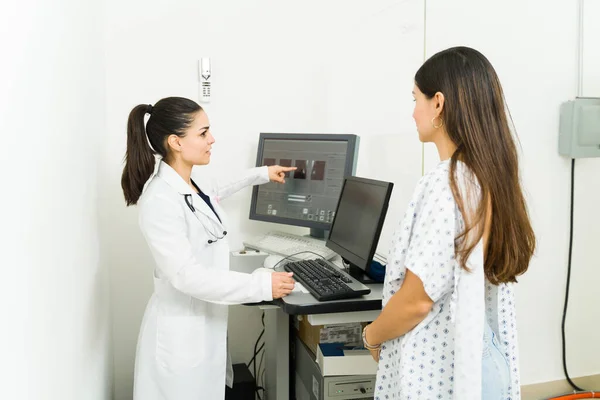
[482,321,511,400]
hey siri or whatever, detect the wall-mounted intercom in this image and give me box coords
[198,57,211,103]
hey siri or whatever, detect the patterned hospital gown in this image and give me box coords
[375,159,522,400]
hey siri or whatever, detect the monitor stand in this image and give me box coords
[308,228,329,240]
[348,264,377,284]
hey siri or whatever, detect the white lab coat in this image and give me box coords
[133,161,273,400]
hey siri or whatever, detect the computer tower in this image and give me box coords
[225,363,256,400]
[294,336,375,400]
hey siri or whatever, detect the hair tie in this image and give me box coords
[147,104,153,115]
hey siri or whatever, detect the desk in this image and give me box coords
[260,282,383,400]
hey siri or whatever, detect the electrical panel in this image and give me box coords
[559,97,600,158]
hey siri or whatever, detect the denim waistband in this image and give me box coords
[482,320,502,358]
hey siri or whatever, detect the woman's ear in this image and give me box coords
[166,134,182,153]
[434,91,445,116]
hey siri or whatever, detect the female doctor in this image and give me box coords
[121,96,296,400]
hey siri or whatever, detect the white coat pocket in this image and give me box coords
[156,315,205,374]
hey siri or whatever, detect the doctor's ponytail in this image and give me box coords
[121,104,156,206]
[121,97,202,206]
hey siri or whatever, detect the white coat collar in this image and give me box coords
[157,161,223,228]
[156,160,195,195]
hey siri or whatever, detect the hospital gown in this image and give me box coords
[374,159,521,400]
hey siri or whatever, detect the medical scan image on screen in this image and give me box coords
[254,139,349,224]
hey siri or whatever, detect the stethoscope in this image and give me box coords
[184,194,227,244]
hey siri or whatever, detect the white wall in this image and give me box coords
[424,0,600,384]
[102,1,599,397]
[582,0,600,97]
[0,0,112,399]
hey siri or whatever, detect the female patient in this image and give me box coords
[363,47,536,399]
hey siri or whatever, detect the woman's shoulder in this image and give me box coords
[418,159,480,193]
[138,175,180,210]
[411,159,481,212]
[413,160,453,197]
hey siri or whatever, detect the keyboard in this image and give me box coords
[243,231,337,261]
[283,259,371,301]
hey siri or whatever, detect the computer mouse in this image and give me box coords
[263,254,286,269]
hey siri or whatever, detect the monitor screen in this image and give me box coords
[325,176,393,282]
[249,133,359,238]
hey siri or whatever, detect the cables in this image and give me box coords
[561,159,586,393]
[556,2,598,397]
[548,392,598,400]
[257,337,266,394]
[546,159,599,400]
[248,311,266,400]
[248,250,328,399]
[271,250,328,270]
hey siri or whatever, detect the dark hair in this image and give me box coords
[121,97,202,205]
[415,46,536,284]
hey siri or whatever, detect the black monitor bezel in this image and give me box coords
[249,132,359,231]
[325,176,394,278]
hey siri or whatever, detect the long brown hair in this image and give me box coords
[121,97,202,206]
[415,46,536,284]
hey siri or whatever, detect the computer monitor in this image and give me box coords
[249,133,359,238]
[325,176,393,283]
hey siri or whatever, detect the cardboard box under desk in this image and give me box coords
[317,342,378,376]
[296,316,368,356]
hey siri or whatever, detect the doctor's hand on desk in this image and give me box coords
[271,272,295,299]
[268,165,297,184]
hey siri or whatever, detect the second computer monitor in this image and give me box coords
[325,176,394,282]
[249,133,359,238]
